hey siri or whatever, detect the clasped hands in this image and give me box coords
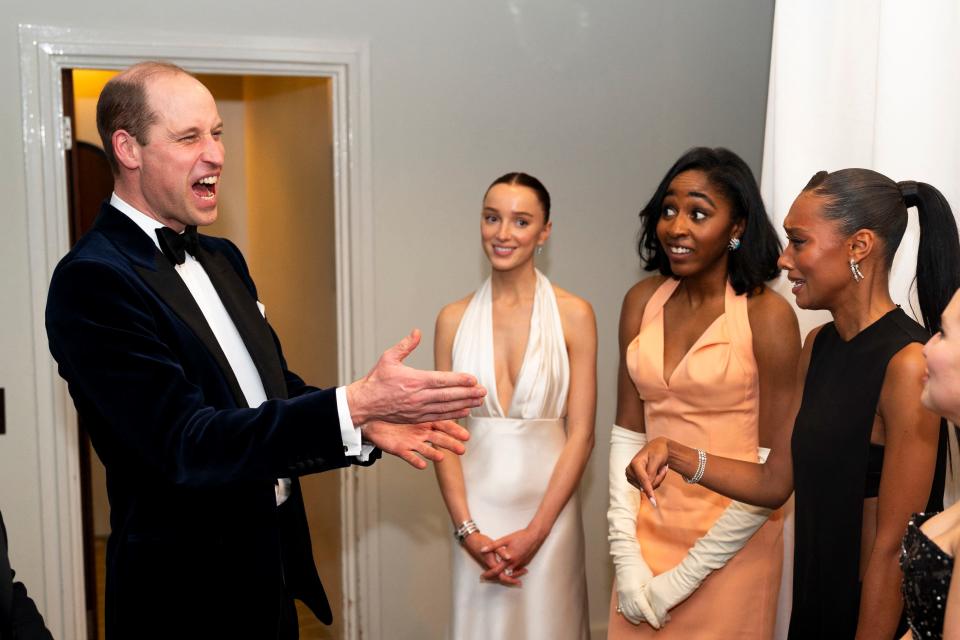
[462,525,547,587]
[346,329,486,468]
[616,565,674,629]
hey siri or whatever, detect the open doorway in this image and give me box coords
[66,68,342,640]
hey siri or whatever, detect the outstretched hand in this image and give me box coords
[625,437,671,506]
[346,329,486,426]
[362,419,469,469]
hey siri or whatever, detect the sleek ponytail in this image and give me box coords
[803,169,960,333]
[904,181,960,334]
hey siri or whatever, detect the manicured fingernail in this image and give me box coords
[650,495,658,508]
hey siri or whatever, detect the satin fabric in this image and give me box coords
[608,278,782,639]
[450,270,588,640]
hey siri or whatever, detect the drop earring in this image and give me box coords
[849,259,864,283]
[536,245,543,256]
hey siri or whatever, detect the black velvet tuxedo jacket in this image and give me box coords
[45,204,374,639]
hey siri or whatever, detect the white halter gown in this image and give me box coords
[450,270,589,640]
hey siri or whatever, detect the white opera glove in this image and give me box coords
[608,425,659,625]
[642,447,774,628]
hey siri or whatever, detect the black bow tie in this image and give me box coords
[156,226,200,265]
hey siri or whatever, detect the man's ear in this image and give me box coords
[113,130,142,171]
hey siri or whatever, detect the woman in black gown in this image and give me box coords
[627,169,960,638]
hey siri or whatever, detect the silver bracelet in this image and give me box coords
[683,449,707,484]
[454,519,479,544]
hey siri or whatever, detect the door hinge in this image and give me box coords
[62,115,73,151]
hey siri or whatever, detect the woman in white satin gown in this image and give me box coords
[434,172,596,640]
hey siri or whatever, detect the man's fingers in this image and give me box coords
[385,329,421,364]
[416,409,472,423]
[414,442,444,463]
[414,384,486,405]
[429,369,479,389]
[428,419,471,442]
[399,450,427,470]
[410,397,484,421]
[425,431,466,456]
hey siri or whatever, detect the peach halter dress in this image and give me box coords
[608,278,783,639]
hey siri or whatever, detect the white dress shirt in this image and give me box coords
[111,193,370,504]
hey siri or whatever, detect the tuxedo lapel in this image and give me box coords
[197,247,288,400]
[92,202,286,404]
[134,255,248,408]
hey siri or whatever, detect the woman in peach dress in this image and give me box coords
[608,148,798,638]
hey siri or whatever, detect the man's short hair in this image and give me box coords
[96,61,189,173]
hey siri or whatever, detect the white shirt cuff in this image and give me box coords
[336,386,372,462]
[275,477,291,506]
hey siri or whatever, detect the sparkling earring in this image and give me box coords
[728,237,741,251]
[536,245,543,256]
[849,259,864,283]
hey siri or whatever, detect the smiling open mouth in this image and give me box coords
[193,175,218,200]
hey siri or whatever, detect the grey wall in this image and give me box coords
[0,1,774,637]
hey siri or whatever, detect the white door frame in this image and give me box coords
[18,24,379,640]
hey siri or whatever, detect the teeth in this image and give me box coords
[669,246,692,254]
[197,176,218,185]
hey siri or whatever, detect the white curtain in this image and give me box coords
[759,2,960,637]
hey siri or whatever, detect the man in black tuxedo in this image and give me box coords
[45,61,483,639]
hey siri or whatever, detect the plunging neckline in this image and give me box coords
[660,282,727,387]
[487,277,539,417]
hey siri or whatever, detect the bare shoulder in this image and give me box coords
[885,341,926,384]
[801,324,827,353]
[435,293,474,337]
[552,285,596,327]
[746,285,798,333]
[622,275,668,318]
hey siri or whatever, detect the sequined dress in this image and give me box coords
[900,512,953,640]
